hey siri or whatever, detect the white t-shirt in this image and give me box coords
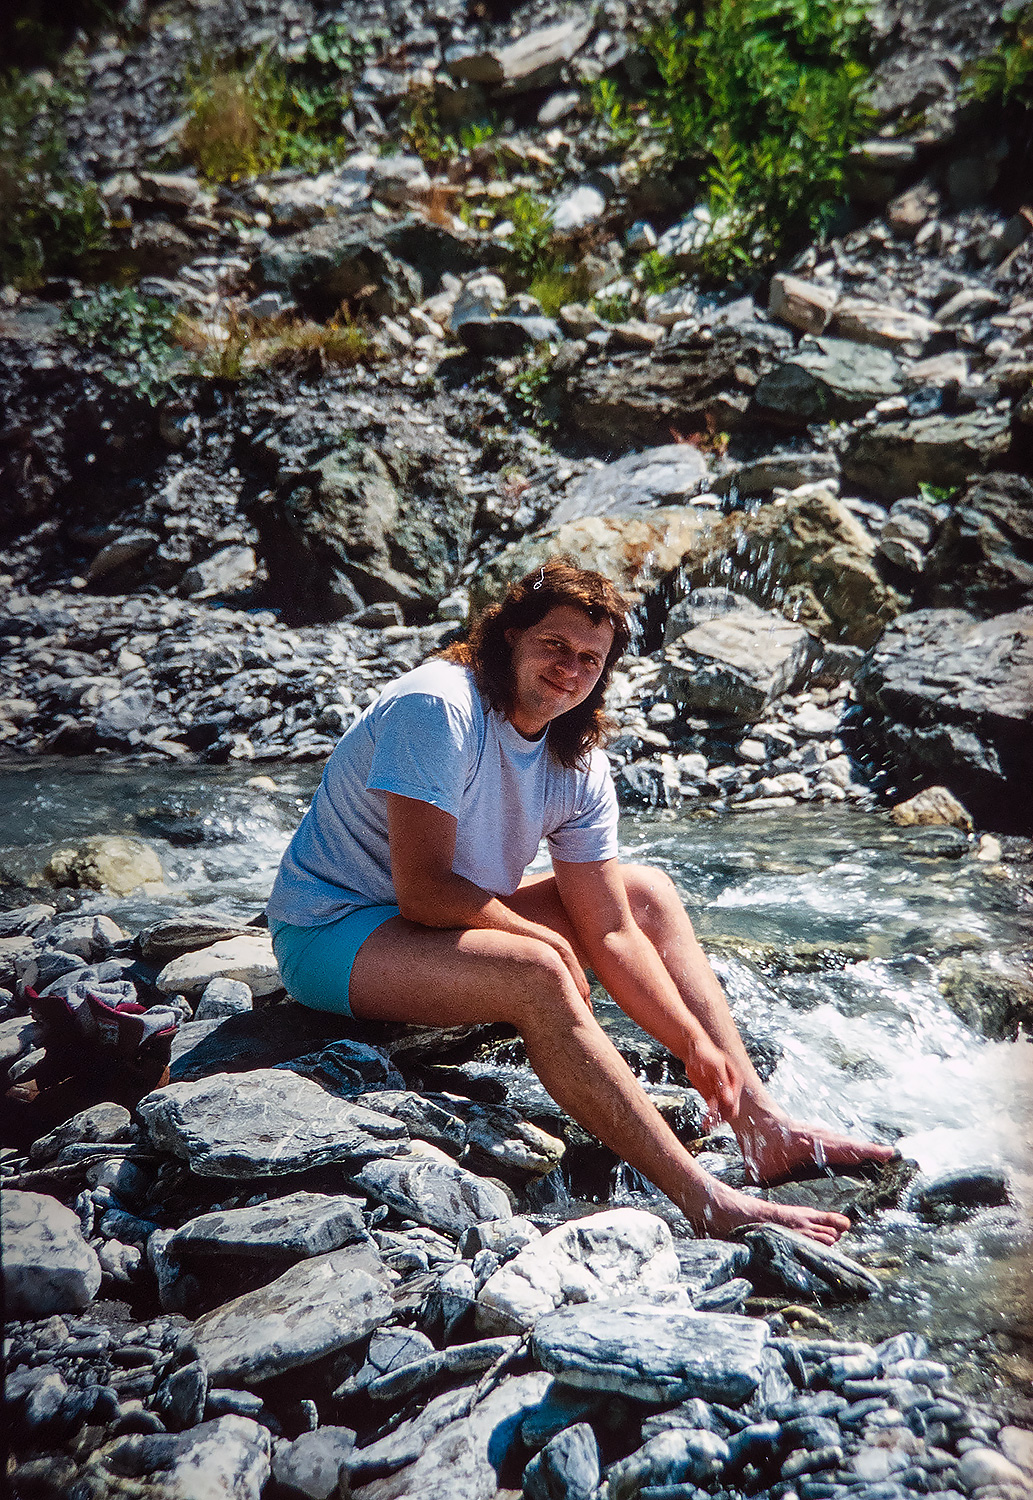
[267,659,619,926]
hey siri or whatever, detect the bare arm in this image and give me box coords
[552,856,743,1117]
[386,794,591,1001]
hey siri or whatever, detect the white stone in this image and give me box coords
[768,273,836,334]
[1000,1428,1033,1477]
[476,1208,686,1335]
[832,297,941,352]
[156,933,281,997]
[1,1191,102,1315]
[957,1448,1033,1493]
[551,183,607,233]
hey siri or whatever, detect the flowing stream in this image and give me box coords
[2,756,1030,1406]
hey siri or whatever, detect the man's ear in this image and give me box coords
[504,627,517,647]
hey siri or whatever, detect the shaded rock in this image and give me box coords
[910,1166,1011,1219]
[523,1421,600,1500]
[716,451,839,498]
[1,1191,102,1316]
[167,1191,368,1262]
[842,410,1013,502]
[605,1428,730,1499]
[532,1302,769,1404]
[738,1225,881,1301]
[28,1102,132,1164]
[445,17,593,87]
[258,215,421,321]
[361,1089,468,1154]
[446,1095,565,1177]
[348,1143,512,1236]
[663,602,818,720]
[280,1038,404,1094]
[457,313,561,356]
[138,915,257,964]
[154,1361,207,1431]
[43,835,164,895]
[922,472,1033,615]
[877,492,951,572]
[854,607,1033,832]
[168,1003,346,1082]
[753,338,902,424]
[548,445,709,527]
[367,1335,519,1403]
[156,932,281,998]
[890,786,975,830]
[137,1068,407,1177]
[272,1426,356,1499]
[937,952,1033,1038]
[476,1208,686,1336]
[348,1385,473,1481]
[75,1415,270,1499]
[191,1244,391,1384]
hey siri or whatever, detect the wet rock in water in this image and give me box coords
[937,952,1033,1038]
[738,1225,881,1301]
[136,1068,408,1177]
[753,338,903,424]
[523,1421,600,1500]
[190,1243,391,1384]
[532,1303,769,1404]
[547,445,710,526]
[167,1191,368,1262]
[348,1142,512,1235]
[1,1191,102,1315]
[43,835,165,895]
[155,932,282,998]
[351,1370,553,1500]
[271,1426,357,1499]
[842,410,1013,501]
[855,607,1033,833]
[890,785,975,830]
[663,602,818,720]
[476,1208,686,1336]
[279,1038,405,1095]
[75,1415,270,1499]
[910,1166,1011,1220]
[605,1427,731,1499]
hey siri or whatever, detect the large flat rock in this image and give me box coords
[1,1191,102,1317]
[664,607,818,720]
[137,1068,408,1177]
[191,1244,392,1384]
[348,1144,512,1237]
[531,1302,769,1404]
[75,1417,270,1500]
[168,1191,368,1261]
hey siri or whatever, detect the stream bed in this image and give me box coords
[2,756,1031,1418]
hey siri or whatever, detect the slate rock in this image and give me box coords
[194,977,253,1020]
[75,1416,270,1500]
[910,1166,1010,1218]
[154,1360,208,1430]
[532,1303,769,1404]
[168,1190,368,1261]
[675,1239,752,1303]
[476,1208,686,1336]
[168,1003,344,1082]
[842,410,1013,501]
[361,1089,468,1154]
[280,1038,404,1094]
[923,472,1033,616]
[139,915,257,964]
[28,1101,133,1164]
[258,215,421,320]
[717,451,840,498]
[348,1385,475,1483]
[445,18,593,86]
[348,1143,512,1236]
[523,1421,601,1500]
[663,604,818,720]
[740,1225,881,1301]
[605,1428,731,1499]
[272,1426,357,1499]
[754,338,902,424]
[457,313,561,356]
[1,1191,102,1316]
[191,1244,392,1384]
[156,933,282,998]
[549,445,709,527]
[136,1068,407,1177]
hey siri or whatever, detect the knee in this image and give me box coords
[624,863,692,936]
[506,938,583,1026]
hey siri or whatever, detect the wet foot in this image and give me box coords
[689,1179,851,1245]
[738,1117,897,1189]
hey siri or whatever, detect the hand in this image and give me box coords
[688,1036,743,1123]
[536,928,593,1009]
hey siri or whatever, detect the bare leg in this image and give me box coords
[348,917,852,1242]
[509,867,896,1187]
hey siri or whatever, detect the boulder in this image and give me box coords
[348,1143,512,1236]
[167,1191,368,1262]
[191,1245,391,1384]
[1,1191,102,1316]
[75,1417,270,1500]
[476,1208,686,1335]
[842,410,1012,501]
[272,1428,357,1500]
[258,215,421,321]
[548,445,709,527]
[830,297,940,352]
[663,601,818,720]
[532,1302,769,1404]
[136,1068,408,1177]
[922,472,1033,615]
[854,607,1033,833]
[523,1422,600,1500]
[605,1429,731,1499]
[43,835,164,895]
[156,933,281,998]
[445,17,593,87]
[753,338,902,424]
[890,786,974,830]
[767,274,836,335]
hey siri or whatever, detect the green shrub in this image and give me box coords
[508,351,557,432]
[0,68,109,287]
[964,3,1033,110]
[401,83,500,165]
[597,0,873,281]
[61,285,183,401]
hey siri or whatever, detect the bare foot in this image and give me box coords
[686,1177,851,1246]
[738,1114,897,1188]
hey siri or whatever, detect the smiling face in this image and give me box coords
[504,604,616,739]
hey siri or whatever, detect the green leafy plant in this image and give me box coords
[508,351,557,432]
[401,83,500,164]
[635,249,681,293]
[506,191,555,278]
[0,68,109,287]
[964,3,1033,109]
[61,285,182,401]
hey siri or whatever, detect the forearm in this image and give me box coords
[399,871,557,944]
[587,925,717,1061]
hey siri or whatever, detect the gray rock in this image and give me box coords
[367,1335,520,1403]
[361,1090,468,1154]
[258,215,421,321]
[831,298,940,352]
[181,545,258,600]
[75,1416,270,1500]
[348,1144,512,1236]
[28,1102,133,1164]
[168,1191,368,1261]
[740,1225,881,1301]
[549,445,709,527]
[191,1244,392,1384]
[524,1421,600,1500]
[674,1240,752,1303]
[854,606,1033,833]
[1,1191,102,1316]
[532,1302,769,1404]
[754,338,902,424]
[445,17,593,87]
[280,1038,404,1094]
[272,1426,356,1499]
[922,473,1033,615]
[136,1068,407,1177]
[842,410,1013,501]
[663,605,818,720]
[139,915,257,965]
[909,1166,1010,1217]
[154,1361,207,1430]
[155,932,281,998]
[457,313,562,356]
[348,1384,475,1482]
[194,977,253,1020]
[605,1428,730,1499]
[168,1003,343,1082]
[717,451,839,497]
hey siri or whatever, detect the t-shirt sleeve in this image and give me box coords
[366,692,473,817]
[547,750,620,864]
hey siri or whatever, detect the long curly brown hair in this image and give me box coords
[443,559,632,768]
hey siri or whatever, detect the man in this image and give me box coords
[267,561,894,1242]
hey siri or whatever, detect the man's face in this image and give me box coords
[504,604,615,738]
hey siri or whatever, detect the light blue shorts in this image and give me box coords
[269,905,400,1017]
